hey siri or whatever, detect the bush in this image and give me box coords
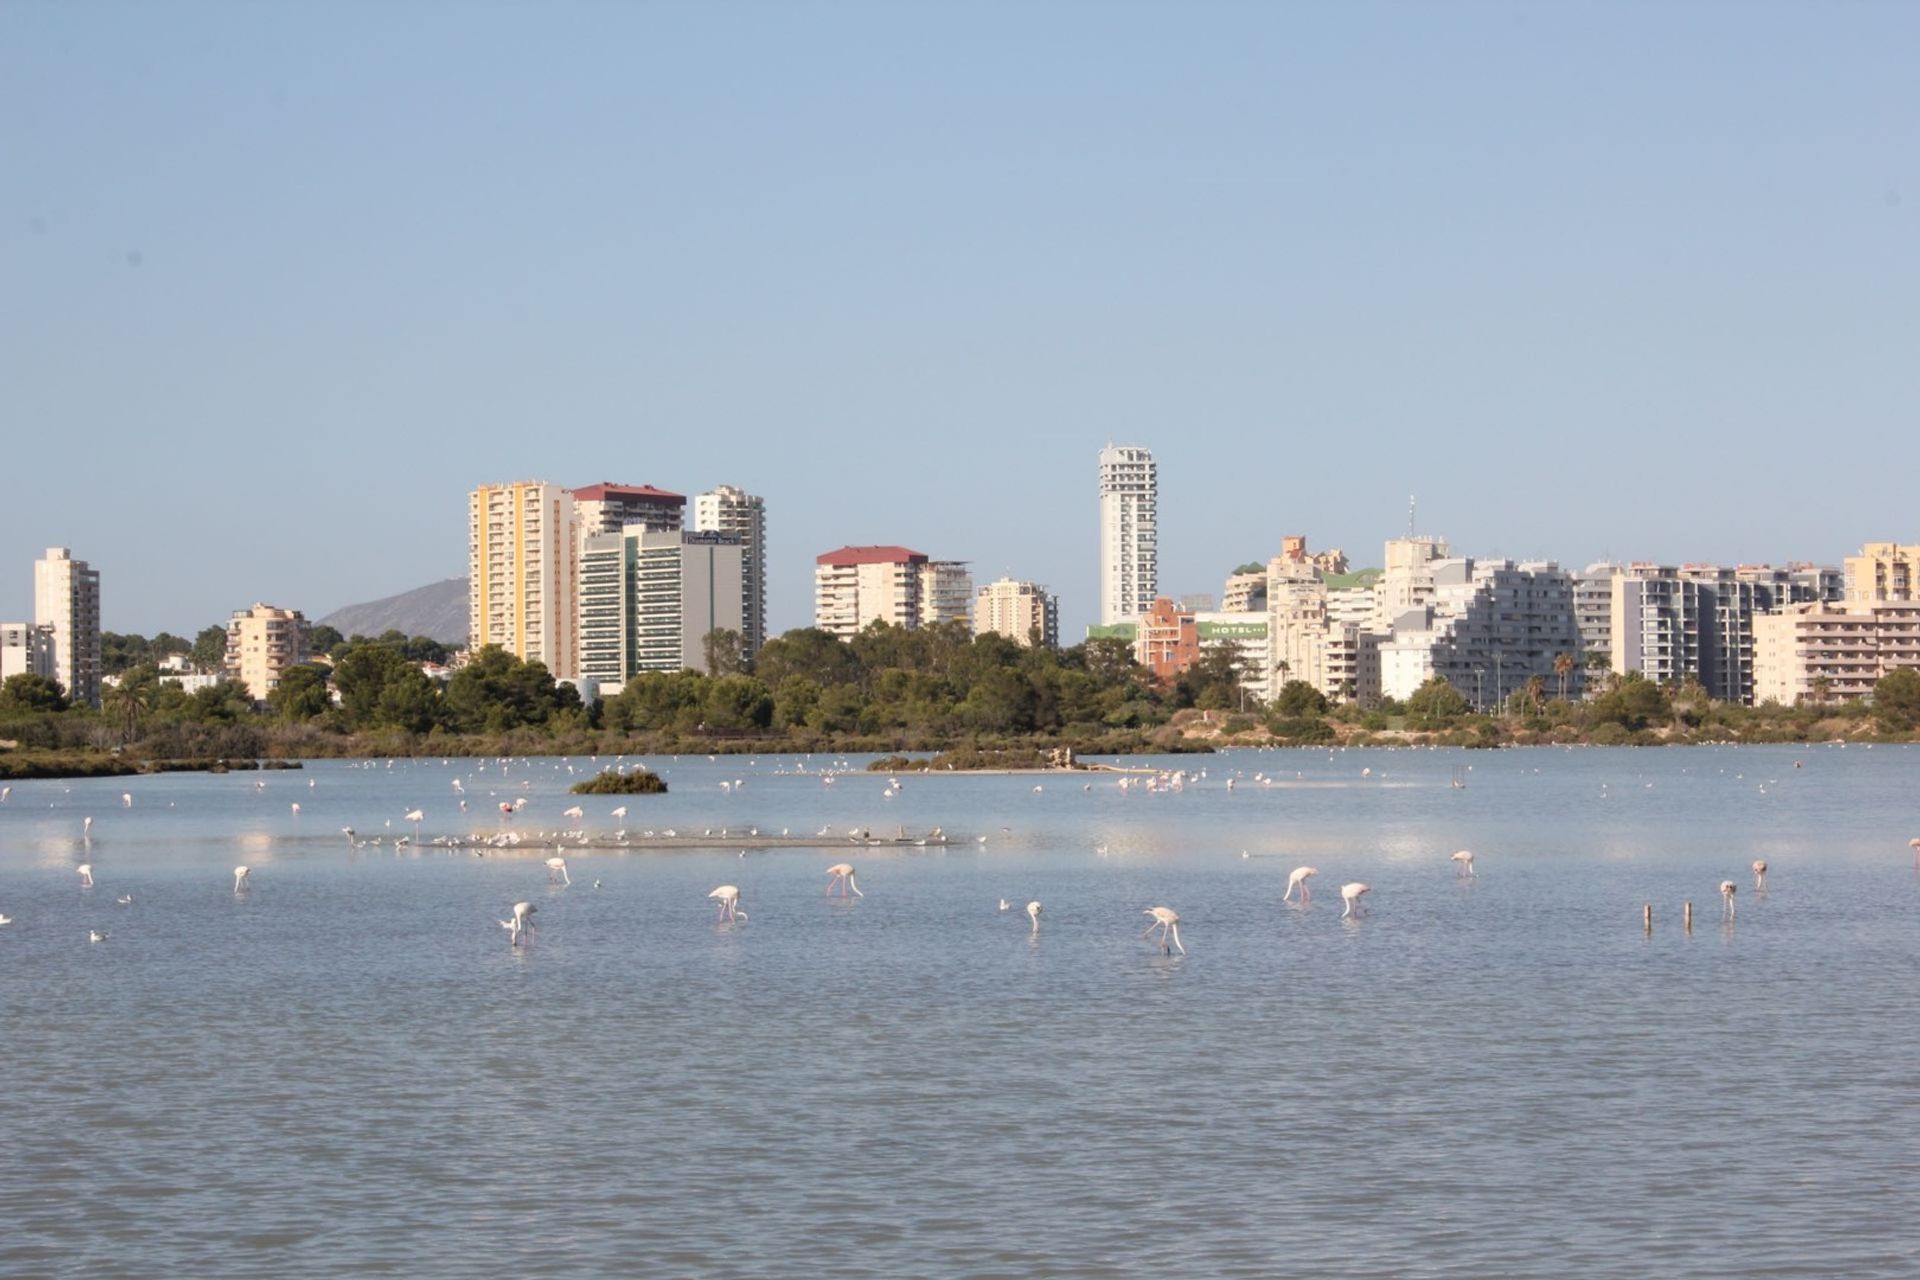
[1268,716,1335,744]
[570,769,669,795]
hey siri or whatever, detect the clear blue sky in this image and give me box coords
[3,1,1915,637]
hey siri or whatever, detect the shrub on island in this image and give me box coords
[569,769,668,795]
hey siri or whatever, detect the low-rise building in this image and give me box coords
[0,622,55,684]
[1753,600,1920,705]
[224,604,310,701]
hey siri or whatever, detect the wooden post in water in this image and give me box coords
[1684,901,1693,934]
[1643,904,1652,934]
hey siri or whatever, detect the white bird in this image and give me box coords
[709,884,746,922]
[825,863,862,897]
[563,805,584,821]
[1142,907,1184,954]
[546,856,571,886]
[998,898,1011,911]
[116,894,133,906]
[404,809,424,837]
[83,816,94,837]
[610,806,628,819]
[1027,900,1042,930]
[1451,849,1476,877]
[1340,882,1371,918]
[89,929,109,943]
[1752,859,1768,892]
[0,914,13,924]
[499,901,536,945]
[0,785,10,802]
[77,864,94,888]
[1721,880,1737,920]
[234,866,251,892]
[121,792,132,808]
[1284,866,1317,903]
[290,802,301,815]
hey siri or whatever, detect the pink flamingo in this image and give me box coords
[1451,850,1475,877]
[709,885,746,922]
[1720,880,1737,921]
[1340,882,1370,918]
[1283,866,1316,903]
[1752,859,1767,892]
[1141,907,1184,954]
[825,863,862,897]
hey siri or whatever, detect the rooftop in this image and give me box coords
[570,482,686,504]
[817,545,928,567]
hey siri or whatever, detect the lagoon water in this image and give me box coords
[2,745,1918,1278]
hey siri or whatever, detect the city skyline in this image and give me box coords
[5,4,1918,634]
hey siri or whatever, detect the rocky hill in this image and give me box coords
[319,578,468,645]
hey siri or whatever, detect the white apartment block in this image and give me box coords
[692,485,768,658]
[0,622,56,685]
[33,547,101,707]
[571,482,685,538]
[1098,444,1157,625]
[974,578,1059,648]
[579,529,745,688]
[224,604,309,702]
[1376,559,1581,708]
[1754,600,1920,705]
[814,546,970,640]
[1609,563,1840,703]
[469,482,579,678]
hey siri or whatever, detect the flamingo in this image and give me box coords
[1027,901,1042,930]
[1451,850,1475,877]
[709,885,746,922]
[120,792,132,808]
[404,809,424,839]
[1142,907,1184,954]
[290,802,301,815]
[563,806,584,825]
[546,857,571,886]
[610,806,628,820]
[0,785,9,802]
[1752,859,1768,892]
[77,864,94,888]
[499,802,514,816]
[826,863,862,897]
[499,901,536,945]
[1720,880,1737,921]
[234,866,251,893]
[1340,882,1371,918]
[83,816,93,838]
[1284,866,1316,903]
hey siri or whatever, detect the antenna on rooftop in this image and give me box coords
[1408,494,1417,539]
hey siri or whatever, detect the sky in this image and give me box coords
[3,1,1916,638]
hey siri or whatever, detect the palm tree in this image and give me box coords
[1524,675,1546,715]
[102,678,153,746]
[1553,651,1575,703]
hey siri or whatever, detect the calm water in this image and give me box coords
[3,745,1918,1278]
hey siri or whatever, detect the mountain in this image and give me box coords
[319,578,469,645]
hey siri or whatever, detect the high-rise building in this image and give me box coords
[33,547,101,707]
[1377,559,1582,708]
[224,604,310,702]
[1098,445,1157,625]
[974,578,1059,648]
[1609,563,1840,703]
[469,482,578,677]
[1845,543,1920,603]
[578,529,745,687]
[570,482,685,538]
[0,622,56,684]
[692,486,768,658]
[814,546,970,640]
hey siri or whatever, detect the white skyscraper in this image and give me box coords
[33,547,101,707]
[692,485,768,658]
[1098,445,1157,625]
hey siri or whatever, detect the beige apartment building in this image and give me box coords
[1844,543,1920,603]
[33,547,101,707]
[224,604,309,701]
[1752,600,1920,705]
[469,481,578,678]
[814,546,970,640]
[974,578,1059,648]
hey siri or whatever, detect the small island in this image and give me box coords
[569,768,669,795]
[868,746,1099,773]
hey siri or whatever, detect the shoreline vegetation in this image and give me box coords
[3,624,1918,780]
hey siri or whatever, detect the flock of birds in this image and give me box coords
[5,754,1916,951]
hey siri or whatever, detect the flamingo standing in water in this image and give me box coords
[1284,866,1316,903]
[1752,860,1768,892]
[77,864,94,888]
[545,857,571,886]
[1340,883,1371,918]
[1142,907,1184,954]
[233,866,251,893]
[1720,880,1737,921]
[825,863,862,897]
[404,809,424,840]
[83,816,93,839]
[1451,850,1475,878]
[1027,901,1042,931]
[610,806,628,820]
[499,901,536,945]
[709,885,746,922]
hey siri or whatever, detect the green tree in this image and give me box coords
[375,666,441,733]
[1405,677,1469,727]
[755,628,863,692]
[1872,668,1920,731]
[1553,651,1576,702]
[1590,672,1671,732]
[268,664,334,723]
[0,672,68,715]
[1273,679,1329,718]
[701,675,774,730]
[192,625,229,669]
[307,624,345,655]
[701,628,748,677]
[332,643,415,728]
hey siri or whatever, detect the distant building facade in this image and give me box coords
[224,604,310,701]
[1845,543,1920,603]
[974,578,1059,648]
[692,485,768,659]
[578,529,745,687]
[814,546,971,640]
[1609,563,1841,703]
[1098,445,1157,625]
[469,481,578,678]
[33,547,101,707]
[1376,559,1582,708]
[570,482,685,538]
[0,622,55,685]
[1753,600,1920,705]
